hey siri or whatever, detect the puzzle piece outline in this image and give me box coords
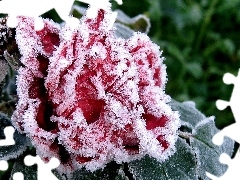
[0,126,15,171]
[0,0,122,30]
[0,126,60,180]
[0,126,15,146]
[24,155,60,180]
[0,126,24,179]
[206,69,240,180]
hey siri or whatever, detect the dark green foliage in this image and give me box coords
[0,113,29,161]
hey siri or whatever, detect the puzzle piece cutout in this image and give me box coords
[24,155,60,180]
[0,160,24,180]
[0,126,15,171]
[0,126,23,179]
[0,125,60,179]
[0,160,8,171]
[12,172,24,180]
[0,0,122,30]
[206,69,240,179]
[206,150,240,180]
[0,126,15,146]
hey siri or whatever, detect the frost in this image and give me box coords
[128,138,197,180]
[24,155,60,180]
[124,101,234,180]
[10,155,37,180]
[0,60,8,83]
[191,117,233,179]
[12,9,180,173]
[71,6,151,39]
[0,113,29,161]
[170,100,234,179]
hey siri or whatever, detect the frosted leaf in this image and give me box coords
[67,161,125,180]
[128,138,197,180]
[169,100,234,179]
[169,99,206,129]
[114,23,135,39]
[190,117,234,179]
[0,113,29,161]
[10,155,37,180]
[0,59,8,83]
[115,10,150,34]
[3,51,21,71]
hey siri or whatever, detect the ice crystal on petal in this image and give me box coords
[12,9,180,173]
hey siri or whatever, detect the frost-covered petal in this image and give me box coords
[12,10,180,173]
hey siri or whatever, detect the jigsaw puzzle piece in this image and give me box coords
[217,70,240,121]
[212,123,240,146]
[12,172,24,180]
[206,69,240,179]
[206,150,240,180]
[24,155,60,180]
[0,160,8,171]
[0,126,15,146]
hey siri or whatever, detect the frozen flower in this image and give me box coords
[12,9,180,172]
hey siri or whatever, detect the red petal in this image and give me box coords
[77,99,105,124]
[143,114,168,130]
[157,135,169,150]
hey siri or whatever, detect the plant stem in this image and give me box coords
[178,131,192,139]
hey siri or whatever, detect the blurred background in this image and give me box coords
[113,0,240,129]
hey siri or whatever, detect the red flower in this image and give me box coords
[12,10,180,172]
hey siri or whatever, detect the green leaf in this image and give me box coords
[171,100,234,179]
[127,100,234,179]
[9,154,37,180]
[166,43,185,63]
[115,10,150,34]
[114,23,135,39]
[0,60,8,84]
[0,113,29,161]
[128,138,197,180]
[169,100,206,128]
[54,161,127,180]
[190,117,234,179]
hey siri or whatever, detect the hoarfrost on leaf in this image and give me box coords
[206,69,240,180]
[170,100,235,179]
[10,154,37,180]
[126,100,234,180]
[0,113,29,161]
[128,138,197,180]
[0,60,8,83]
